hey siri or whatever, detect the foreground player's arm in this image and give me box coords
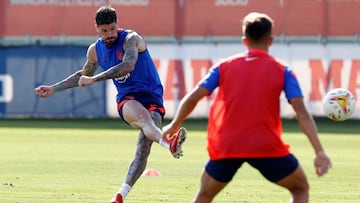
[290,97,324,153]
[290,97,332,176]
[34,44,98,98]
[78,32,142,87]
[163,65,219,136]
[163,86,209,136]
[284,67,331,176]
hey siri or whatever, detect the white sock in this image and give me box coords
[118,183,131,199]
[159,138,170,149]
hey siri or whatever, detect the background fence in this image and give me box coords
[1,0,360,119]
[0,45,106,117]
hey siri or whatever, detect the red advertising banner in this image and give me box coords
[1,0,360,37]
[2,0,175,37]
[181,0,360,37]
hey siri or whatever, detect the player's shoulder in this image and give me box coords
[273,57,288,67]
[86,42,98,61]
[219,53,247,65]
[124,29,142,40]
[88,42,97,49]
[87,42,97,53]
[123,29,146,51]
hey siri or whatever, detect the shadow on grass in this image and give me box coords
[0,117,358,134]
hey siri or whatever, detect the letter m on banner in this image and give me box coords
[309,59,360,101]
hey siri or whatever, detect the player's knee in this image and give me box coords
[287,179,309,200]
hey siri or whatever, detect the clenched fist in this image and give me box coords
[35,85,55,98]
[78,76,96,87]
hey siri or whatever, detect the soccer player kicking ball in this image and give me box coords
[163,12,331,203]
[35,5,186,203]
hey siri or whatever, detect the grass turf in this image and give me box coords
[0,118,359,202]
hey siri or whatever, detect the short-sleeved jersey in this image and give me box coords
[198,49,303,160]
[95,29,164,105]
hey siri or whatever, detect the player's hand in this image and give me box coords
[162,123,180,139]
[314,151,332,177]
[78,76,95,87]
[35,85,55,98]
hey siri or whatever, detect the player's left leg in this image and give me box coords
[125,130,154,186]
[249,154,309,203]
[275,165,309,203]
[110,111,160,203]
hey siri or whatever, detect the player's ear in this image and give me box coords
[94,24,99,33]
[268,36,273,46]
[242,37,248,46]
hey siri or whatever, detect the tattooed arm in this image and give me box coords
[35,43,98,98]
[78,31,145,87]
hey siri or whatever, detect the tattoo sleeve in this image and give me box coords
[51,70,82,92]
[93,36,138,82]
[51,58,98,92]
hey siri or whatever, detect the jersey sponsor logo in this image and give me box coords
[115,73,130,83]
[116,50,123,61]
[245,57,258,61]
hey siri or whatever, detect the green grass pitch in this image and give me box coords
[0,118,359,202]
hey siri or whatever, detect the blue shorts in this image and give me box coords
[117,92,165,125]
[205,154,299,183]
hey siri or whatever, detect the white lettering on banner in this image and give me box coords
[0,75,14,103]
[10,0,149,6]
[215,0,248,6]
[109,0,149,6]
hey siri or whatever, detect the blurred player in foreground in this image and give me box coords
[163,12,331,203]
[35,5,186,203]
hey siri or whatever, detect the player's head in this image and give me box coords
[242,12,273,49]
[95,5,118,46]
[95,5,117,26]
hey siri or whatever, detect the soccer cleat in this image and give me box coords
[168,127,187,158]
[109,193,123,203]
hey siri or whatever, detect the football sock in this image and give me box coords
[159,138,170,149]
[118,183,131,199]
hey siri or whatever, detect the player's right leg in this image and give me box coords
[121,100,186,158]
[193,159,242,203]
[192,170,228,203]
[121,100,163,142]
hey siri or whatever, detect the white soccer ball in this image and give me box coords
[323,88,356,121]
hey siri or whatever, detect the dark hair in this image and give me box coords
[242,12,273,42]
[95,5,117,26]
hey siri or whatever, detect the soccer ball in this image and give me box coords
[323,88,356,121]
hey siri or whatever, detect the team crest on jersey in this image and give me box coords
[116,50,123,61]
[115,73,130,83]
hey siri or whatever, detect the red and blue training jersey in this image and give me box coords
[198,49,303,160]
[95,29,164,105]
